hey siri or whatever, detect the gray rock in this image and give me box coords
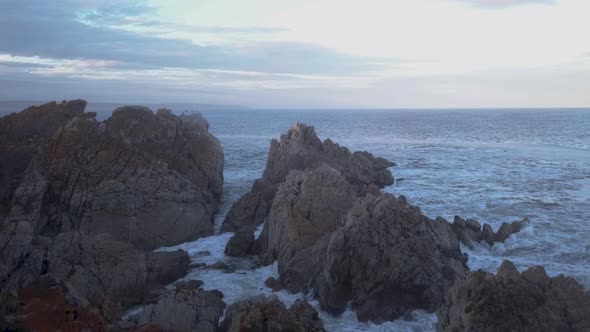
[318,194,468,322]
[224,227,257,257]
[450,216,529,248]
[137,287,226,332]
[436,260,590,332]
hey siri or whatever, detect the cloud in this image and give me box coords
[456,0,555,8]
[0,0,381,75]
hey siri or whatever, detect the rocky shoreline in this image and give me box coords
[1,101,588,331]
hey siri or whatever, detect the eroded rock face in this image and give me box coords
[2,276,107,332]
[221,295,325,332]
[137,287,226,332]
[221,123,394,233]
[0,101,222,323]
[317,194,468,322]
[436,260,590,332]
[449,216,529,248]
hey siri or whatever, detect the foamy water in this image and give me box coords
[154,108,589,331]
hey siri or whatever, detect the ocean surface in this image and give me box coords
[3,103,590,331]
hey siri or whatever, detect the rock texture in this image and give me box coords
[1,276,107,332]
[317,194,468,322]
[449,216,529,248]
[136,286,226,332]
[221,295,325,332]
[437,260,590,332]
[220,123,393,233]
[0,100,223,323]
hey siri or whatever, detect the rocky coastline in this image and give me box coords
[1,101,588,331]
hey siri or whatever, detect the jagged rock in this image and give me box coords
[2,276,107,332]
[225,226,258,257]
[436,260,590,332]
[220,193,267,233]
[136,287,226,332]
[221,295,325,332]
[449,216,529,248]
[221,123,394,233]
[317,193,468,323]
[259,165,356,292]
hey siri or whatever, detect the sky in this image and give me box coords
[0,0,589,108]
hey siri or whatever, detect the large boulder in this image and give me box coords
[221,295,325,332]
[317,193,468,323]
[436,260,590,332]
[136,286,226,332]
[220,123,393,233]
[259,165,356,292]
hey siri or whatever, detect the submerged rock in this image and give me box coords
[221,295,325,332]
[450,216,529,248]
[436,260,590,332]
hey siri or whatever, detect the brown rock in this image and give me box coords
[436,260,590,332]
[221,295,325,332]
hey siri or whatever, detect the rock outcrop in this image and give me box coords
[220,123,393,233]
[317,194,468,322]
[1,276,107,332]
[449,216,529,248]
[136,286,226,332]
[436,260,590,332]
[0,100,223,324]
[221,295,325,332]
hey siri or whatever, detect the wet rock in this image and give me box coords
[221,123,394,232]
[2,276,107,332]
[174,279,204,291]
[136,287,226,332]
[436,260,590,332]
[221,295,325,332]
[317,194,468,322]
[450,216,529,248]
[225,227,257,257]
[208,261,236,273]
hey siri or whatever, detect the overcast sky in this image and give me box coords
[0,0,588,108]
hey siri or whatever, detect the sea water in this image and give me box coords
[158,108,589,331]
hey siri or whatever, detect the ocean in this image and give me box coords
[3,103,589,331]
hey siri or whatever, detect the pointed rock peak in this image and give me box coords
[282,122,322,148]
[497,260,520,279]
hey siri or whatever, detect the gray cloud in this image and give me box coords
[0,0,382,75]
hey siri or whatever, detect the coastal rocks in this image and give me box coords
[317,194,468,322]
[259,165,356,292]
[450,216,529,248]
[224,226,259,257]
[221,123,394,233]
[1,276,107,332]
[221,295,325,332]
[136,287,226,332]
[436,260,590,332]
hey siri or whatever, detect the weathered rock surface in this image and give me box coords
[450,216,529,248]
[221,295,325,332]
[1,276,107,332]
[224,226,259,257]
[317,194,468,322]
[259,165,357,292]
[0,100,222,323]
[136,286,226,332]
[436,260,590,332]
[221,123,394,233]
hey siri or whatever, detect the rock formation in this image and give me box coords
[317,193,468,322]
[220,123,393,233]
[0,100,224,324]
[449,216,529,248]
[221,295,325,332]
[136,286,226,332]
[436,260,590,332]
